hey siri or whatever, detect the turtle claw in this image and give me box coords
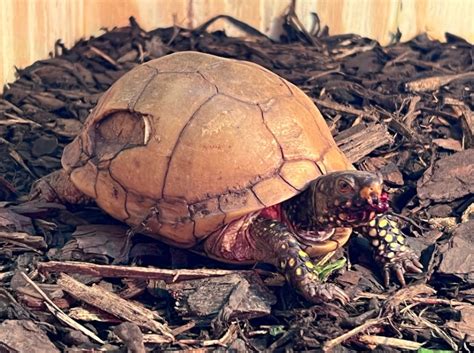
[382,250,424,287]
[297,276,349,304]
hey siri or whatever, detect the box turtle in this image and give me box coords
[33,51,422,303]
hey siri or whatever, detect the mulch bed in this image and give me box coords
[0,9,473,353]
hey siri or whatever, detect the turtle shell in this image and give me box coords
[61,51,352,247]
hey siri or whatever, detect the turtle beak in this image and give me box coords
[359,181,389,213]
[359,183,383,207]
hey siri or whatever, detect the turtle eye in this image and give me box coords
[337,179,353,194]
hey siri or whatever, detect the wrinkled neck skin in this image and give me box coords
[282,182,332,233]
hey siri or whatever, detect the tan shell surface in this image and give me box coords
[62,51,352,247]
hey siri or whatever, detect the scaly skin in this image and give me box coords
[360,214,423,287]
[249,217,349,303]
[205,170,423,303]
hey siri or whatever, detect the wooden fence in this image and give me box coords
[1,0,472,88]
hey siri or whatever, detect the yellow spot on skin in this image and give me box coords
[389,243,400,251]
[379,229,387,237]
[281,244,287,250]
[392,227,400,234]
[389,220,398,227]
[400,245,408,252]
[369,228,377,237]
[378,219,388,228]
[288,258,296,267]
[387,252,395,258]
[384,234,394,243]
[305,261,314,269]
[397,236,405,243]
[269,223,276,228]
[334,199,340,206]
[345,200,352,207]
[289,239,297,244]
[372,239,380,246]
[295,268,303,276]
[369,219,376,227]
[378,244,385,250]
[338,213,347,220]
[298,250,308,258]
[280,260,286,269]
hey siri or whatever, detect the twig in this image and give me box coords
[359,335,423,350]
[405,72,474,92]
[356,291,468,307]
[171,321,196,336]
[0,98,24,114]
[406,308,459,351]
[1,112,41,127]
[0,138,36,177]
[19,272,105,345]
[38,261,246,282]
[313,98,374,118]
[322,317,386,352]
[88,46,121,69]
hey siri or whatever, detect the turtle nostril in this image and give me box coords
[371,195,379,205]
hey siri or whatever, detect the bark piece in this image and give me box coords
[114,322,146,353]
[432,138,463,151]
[361,157,404,186]
[0,231,47,250]
[0,320,60,353]
[38,260,243,282]
[438,221,474,275]
[166,273,276,323]
[57,273,173,340]
[335,123,394,163]
[446,305,474,343]
[417,149,474,202]
[0,208,35,233]
[58,224,129,261]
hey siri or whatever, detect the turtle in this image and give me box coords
[32,51,423,303]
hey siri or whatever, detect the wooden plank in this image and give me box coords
[1,0,473,89]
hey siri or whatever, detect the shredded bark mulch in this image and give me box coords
[0,9,473,353]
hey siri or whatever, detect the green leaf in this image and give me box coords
[268,325,286,336]
[314,257,347,282]
[417,348,455,353]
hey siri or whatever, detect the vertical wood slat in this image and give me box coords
[1,0,472,88]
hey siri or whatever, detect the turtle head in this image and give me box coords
[311,171,389,228]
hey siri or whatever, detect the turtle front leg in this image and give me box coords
[204,216,349,304]
[360,214,423,287]
[29,169,92,205]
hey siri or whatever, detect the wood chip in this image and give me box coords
[335,123,394,163]
[57,273,174,340]
[38,260,248,282]
[417,149,474,202]
[0,320,60,353]
[20,272,105,345]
